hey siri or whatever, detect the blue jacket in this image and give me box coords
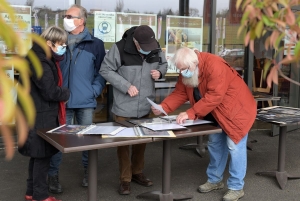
[60,30,106,108]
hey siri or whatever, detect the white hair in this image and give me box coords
[170,47,198,69]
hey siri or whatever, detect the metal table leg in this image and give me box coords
[137,140,193,201]
[88,149,98,201]
[256,126,300,189]
[179,136,206,157]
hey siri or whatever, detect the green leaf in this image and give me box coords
[274,33,285,50]
[262,15,275,27]
[0,71,15,122]
[294,42,300,57]
[263,60,272,79]
[241,11,250,26]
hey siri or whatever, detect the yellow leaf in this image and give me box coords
[236,0,243,10]
[263,60,272,78]
[255,20,264,37]
[27,50,43,78]
[278,0,288,7]
[31,34,51,59]
[16,107,29,147]
[238,26,245,37]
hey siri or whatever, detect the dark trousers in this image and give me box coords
[26,157,51,200]
[115,115,147,182]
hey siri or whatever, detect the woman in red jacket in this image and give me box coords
[152,47,256,201]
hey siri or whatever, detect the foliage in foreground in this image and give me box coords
[237,0,300,87]
[0,0,49,159]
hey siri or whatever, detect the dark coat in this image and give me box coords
[18,43,70,158]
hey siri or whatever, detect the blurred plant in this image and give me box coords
[237,0,300,87]
[0,0,50,159]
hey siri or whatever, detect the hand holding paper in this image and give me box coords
[147,97,168,116]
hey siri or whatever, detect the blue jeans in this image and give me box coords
[206,130,248,190]
[48,108,94,175]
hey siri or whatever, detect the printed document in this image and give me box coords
[146,97,168,116]
[102,127,176,138]
[47,125,126,135]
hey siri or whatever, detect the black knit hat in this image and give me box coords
[133,25,158,51]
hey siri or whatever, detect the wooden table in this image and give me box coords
[253,92,281,107]
[118,121,221,201]
[256,106,300,189]
[38,122,152,201]
[38,120,220,201]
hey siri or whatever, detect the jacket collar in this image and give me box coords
[123,26,139,55]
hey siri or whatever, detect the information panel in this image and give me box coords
[166,15,203,73]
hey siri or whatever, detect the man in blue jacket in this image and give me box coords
[47,4,106,193]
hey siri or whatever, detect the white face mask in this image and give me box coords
[63,18,77,32]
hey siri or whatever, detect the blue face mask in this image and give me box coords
[55,45,66,55]
[139,48,151,55]
[181,68,194,78]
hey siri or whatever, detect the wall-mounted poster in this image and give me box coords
[94,11,116,43]
[115,13,157,42]
[166,15,203,73]
[0,5,31,54]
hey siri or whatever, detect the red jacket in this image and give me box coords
[161,51,257,143]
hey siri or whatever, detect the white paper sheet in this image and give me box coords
[177,119,212,126]
[146,97,168,116]
[140,122,186,131]
[79,126,126,135]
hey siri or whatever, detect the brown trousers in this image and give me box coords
[114,115,147,182]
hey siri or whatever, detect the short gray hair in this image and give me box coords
[41,26,67,43]
[70,4,87,26]
[171,47,198,69]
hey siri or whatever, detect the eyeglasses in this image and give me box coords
[52,42,67,49]
[179,66,190,73]
[64,15,81,19]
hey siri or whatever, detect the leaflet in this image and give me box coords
[102,127,176,138]
[47,124,126,135]
[146,97,168,116]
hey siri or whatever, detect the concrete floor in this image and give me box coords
[1,127,300,201]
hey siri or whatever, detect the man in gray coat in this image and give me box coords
[100,25,168,195]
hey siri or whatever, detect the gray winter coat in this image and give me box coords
[100,26,168,118]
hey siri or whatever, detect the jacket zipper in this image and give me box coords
[137,57,144,118]
[67,53,72,89]
[74,49,82,65]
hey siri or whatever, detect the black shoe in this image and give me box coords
[48,174,63,194]
[118,181,131,195]
[132,173,153,187]
[82,168,88,187]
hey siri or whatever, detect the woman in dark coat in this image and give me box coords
[19,26,70,201]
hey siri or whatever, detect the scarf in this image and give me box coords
[52,50,66,125]
[67,27,89,55]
